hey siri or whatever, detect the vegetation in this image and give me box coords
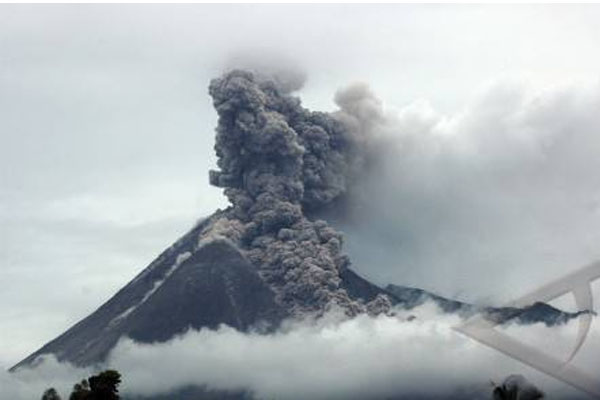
[42,370,122,400]
[42,388,61,400]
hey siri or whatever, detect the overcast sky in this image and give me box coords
[3,4,600,369]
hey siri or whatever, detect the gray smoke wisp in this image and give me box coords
[207,70,390,316]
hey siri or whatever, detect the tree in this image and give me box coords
[492,375,544,400]
[88,370,121,400]
[69,379,90,400]
[41,388,61,400]
[67,370,122,400]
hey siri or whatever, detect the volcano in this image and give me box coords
[10,70,584,372]
[11,213,396,370]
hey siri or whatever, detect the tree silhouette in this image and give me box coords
[88,370,121,400]
[69,379,90,400]
[67,370,122,400]
[41,388,61,400]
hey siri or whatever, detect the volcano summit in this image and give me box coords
[11,70,397,369]
[11,70,583,371]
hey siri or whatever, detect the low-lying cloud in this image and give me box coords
[4,304,598,400]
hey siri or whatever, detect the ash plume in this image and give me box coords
[207,69,391,316]
[333,82,386,141]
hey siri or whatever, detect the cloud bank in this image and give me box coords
[4,304,598,400]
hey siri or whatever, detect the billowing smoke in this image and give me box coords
[207,70,390,316]
[333,82,387,142]
[324,78,600,303]
[208,69,363,214]
[203,67,600,322]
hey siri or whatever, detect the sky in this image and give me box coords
[3,3,600,385]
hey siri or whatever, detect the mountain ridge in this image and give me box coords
[385,283,591,325]
[11,219,586,371]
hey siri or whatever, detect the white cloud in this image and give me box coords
[4,305,598,400]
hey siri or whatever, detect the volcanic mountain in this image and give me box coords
[10,70,586,371]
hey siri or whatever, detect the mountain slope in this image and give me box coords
[385,284,590,325]
[11,214,395,370]
[11,216,286,370]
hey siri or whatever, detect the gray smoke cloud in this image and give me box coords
[208,69,362,213]
[206,70,390,316]
[333,82,386,139]
[319,78,600,305]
